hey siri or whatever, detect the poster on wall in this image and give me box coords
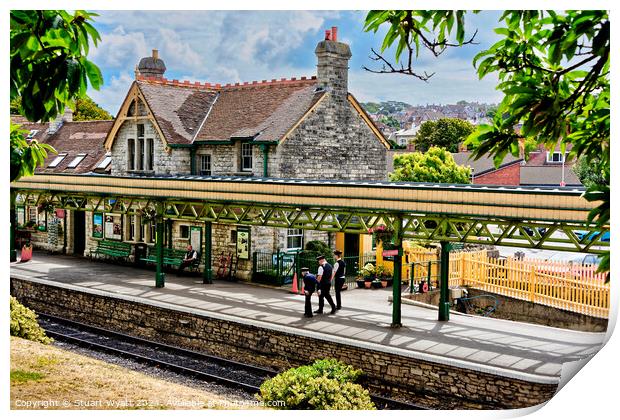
[93,213,103,238]
[190,226,202,254]
[237,227,250,259]
[16,206,25,227]
[104,214,122,240]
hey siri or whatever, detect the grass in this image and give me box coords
[10,336,264,410]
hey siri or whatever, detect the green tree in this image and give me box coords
[73,96,113,121]
[389,147,471,184]
[573,157,606,190]
[414,118,475,152]
[10,10,103,181]
[379,115,401,129]
[365,10,610,276]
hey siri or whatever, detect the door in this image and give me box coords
[73,210,86,256]
[344,233,360,257]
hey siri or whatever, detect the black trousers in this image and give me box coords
[334,277,345,309]
[304,292,313,316]
[318,283,336,312]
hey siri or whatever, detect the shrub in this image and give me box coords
[10,296,52,344]
[258,359,375,410]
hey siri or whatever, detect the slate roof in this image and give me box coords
[135,76,323,144]
[520,166,582,186]
[137,81,218,144]
[13,119,113,174]
[451,152,523,176]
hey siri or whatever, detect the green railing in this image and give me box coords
[408,260,440,293]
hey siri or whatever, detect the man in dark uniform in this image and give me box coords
[315,255,336,314]
[301,267,317,318]
[331,250,346,310]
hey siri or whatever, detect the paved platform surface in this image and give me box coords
[10,254,606,384]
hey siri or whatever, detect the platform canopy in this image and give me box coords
[11,173,609,254]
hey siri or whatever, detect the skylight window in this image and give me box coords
[96,153,112,169]
[48,153,67,168]
[67,154,87,168]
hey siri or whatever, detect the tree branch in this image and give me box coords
[363,48,435,81]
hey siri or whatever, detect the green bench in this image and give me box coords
[90,240,132,261]
[141,248,201,271]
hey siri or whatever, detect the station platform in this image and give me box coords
[10,253,606,386]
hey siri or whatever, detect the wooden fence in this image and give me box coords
[448,251,610,319]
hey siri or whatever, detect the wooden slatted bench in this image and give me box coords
[141,248,200,271]
[90,240,132,261]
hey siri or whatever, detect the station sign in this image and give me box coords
[382,249,399,257]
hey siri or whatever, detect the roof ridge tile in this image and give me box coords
[137,73,316,91]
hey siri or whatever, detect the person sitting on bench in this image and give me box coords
[179,244,198,274]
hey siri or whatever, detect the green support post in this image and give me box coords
[391,215,403,328]
[10,190,17,262]
[203,221,213,284]
[439,241,451,321]
[155,203,165,288]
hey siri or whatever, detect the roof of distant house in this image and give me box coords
[13,118,113,174]
[451,151,523,176]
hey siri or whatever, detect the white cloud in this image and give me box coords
[89,72,135,115]
[89,26,149,69]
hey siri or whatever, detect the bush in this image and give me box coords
[258,359,375,410]
[10,296,52,344]
[304,240,332,257]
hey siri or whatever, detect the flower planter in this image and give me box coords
[371,281,382,289]
[380,280,387,288]
[364,281,372,289]
[356,280,365,289]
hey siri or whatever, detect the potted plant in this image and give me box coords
[371,279,383,289]
[355,271,366,289]
[360,263,375,288]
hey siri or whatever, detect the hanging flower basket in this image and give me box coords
[368,224,394,247]
[138,207,158,224]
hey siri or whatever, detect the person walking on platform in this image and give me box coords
[331,250,346,310]
[301,267,317,318]
[315,255,336,315]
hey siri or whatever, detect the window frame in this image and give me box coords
[127,139,135,170]
[199,154,212,176]
[67,153,87,169]
[241,143,253,172]
[546,152,565,163]
[286,228,304,251]
[48,153,67,168]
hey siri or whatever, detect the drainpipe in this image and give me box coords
[190,147,196,175]
[260,144,269,177]
[10,190,16,262]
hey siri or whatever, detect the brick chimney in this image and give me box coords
[137,49,166,79]
[47,107,73,135]
[315,26,351,103]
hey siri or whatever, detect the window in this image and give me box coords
[67,153,87,168]
[28,207,38,223]
[146,138,154,170]
[128,215,135,241]
[199,154,212,175]
[127,139,135,170]
[546,152,565,163]
[137,138,144,170]
[48,153,67,168]
[149,221,156,244]
[97,153,112,170]
[180,225,190,239]
[241,143,253,171]
[286,229,303,250]
[230,229,237,244]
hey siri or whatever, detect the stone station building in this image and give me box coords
[15,28,391,280]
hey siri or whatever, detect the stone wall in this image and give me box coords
[405,288,608,333]
[275,98,388,181]
[11,277,558,409]
[111,119,191,176]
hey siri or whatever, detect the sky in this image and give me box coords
[87,10,505,115]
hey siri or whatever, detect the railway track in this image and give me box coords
[38,313,424,410]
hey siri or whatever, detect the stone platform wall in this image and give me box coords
[10,277,558,410]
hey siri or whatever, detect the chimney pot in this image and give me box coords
[325,29,331,40]
[152,49,159,60]
[331,27,338,42]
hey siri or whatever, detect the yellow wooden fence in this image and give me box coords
[449,251,610,319]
